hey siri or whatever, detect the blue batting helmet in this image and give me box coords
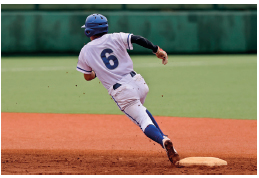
[81,14,108,37]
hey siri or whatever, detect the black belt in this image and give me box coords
[113,71,136,90]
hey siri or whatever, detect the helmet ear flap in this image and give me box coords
[85,30,90,35]
[84,28,94,37]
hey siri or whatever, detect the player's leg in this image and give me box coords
[146,109,165,137]
[123,101,164,147]
[111,85,165,146]
[110,73,180,164]
[133,76,180,164]
[134,74,166,137]
[111,85,180,164]
[144,124,164,146]
[124,102,180,164]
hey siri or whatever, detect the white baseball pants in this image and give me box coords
[108,72,154,131]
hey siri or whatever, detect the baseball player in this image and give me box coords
[77,14,180,165]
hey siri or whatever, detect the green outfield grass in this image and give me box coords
[1,55,257,120]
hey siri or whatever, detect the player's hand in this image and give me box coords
[155,46,168,65]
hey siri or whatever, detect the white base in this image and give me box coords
[176,157,227,167]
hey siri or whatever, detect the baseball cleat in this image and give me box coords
[163,138,180,165]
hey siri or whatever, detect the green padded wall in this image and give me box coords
[38,4,123,10]
[126,4,214,10]
[2,4,256,11]
[1,11,257,54]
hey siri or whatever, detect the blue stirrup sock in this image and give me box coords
[146,110,165,137]
[144,124,164,146]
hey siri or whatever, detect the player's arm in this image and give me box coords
[84,71,96,81]
[77,52,96,81]
[131,35,168,65]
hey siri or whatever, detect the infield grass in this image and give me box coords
[1,55,257,120]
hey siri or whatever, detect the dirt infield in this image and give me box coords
[1,112,257,175]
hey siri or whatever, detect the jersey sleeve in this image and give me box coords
[76,50,92,74]
[118,32,133,50]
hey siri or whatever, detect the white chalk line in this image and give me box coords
[1,66,75,72]
[134,58,256,68]
[1,59,256,72]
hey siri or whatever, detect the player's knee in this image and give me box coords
[143,124,153,133]
[141,122,154,132]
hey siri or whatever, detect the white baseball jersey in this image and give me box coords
[77,32,134,90]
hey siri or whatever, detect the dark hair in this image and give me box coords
[93,32,107,37]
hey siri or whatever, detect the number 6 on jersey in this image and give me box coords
[101,48,119,70]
